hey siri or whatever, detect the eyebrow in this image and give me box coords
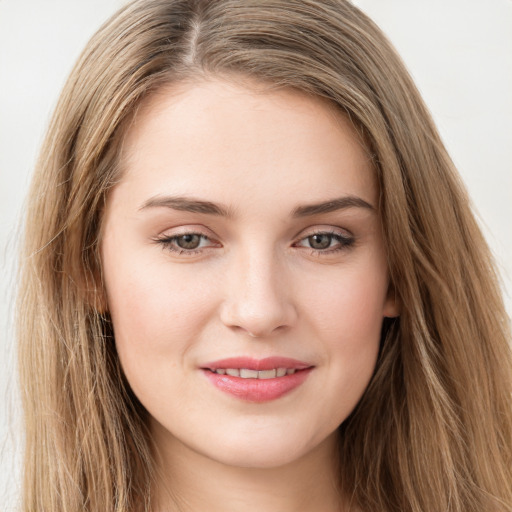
[139,194,375,217]
[139,195,233,217]
[292,196,375,217]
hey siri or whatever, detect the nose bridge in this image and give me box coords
[220,240,296,337]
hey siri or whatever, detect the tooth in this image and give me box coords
[258,369,277,379]
[240,369,258,379]
[218,368,295,378]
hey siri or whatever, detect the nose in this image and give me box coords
[219,247,297,338]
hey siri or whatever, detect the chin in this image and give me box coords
[212,448,306,470]
[199,428,333,470]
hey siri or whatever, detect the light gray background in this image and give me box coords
[1,1,511,509]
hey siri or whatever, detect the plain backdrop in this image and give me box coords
[1,1,511,509]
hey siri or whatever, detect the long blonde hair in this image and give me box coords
[18,1,512,510]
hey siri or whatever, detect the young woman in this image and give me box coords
[17,1,512,511]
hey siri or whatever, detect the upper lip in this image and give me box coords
[202,356,312,371]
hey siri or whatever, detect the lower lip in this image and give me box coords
[202,368,313,403]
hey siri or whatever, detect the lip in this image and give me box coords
[201,357,314,403]
[202,356,312,371]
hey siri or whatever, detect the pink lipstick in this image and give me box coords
[201,357,313,402]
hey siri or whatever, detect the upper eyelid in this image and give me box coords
[156,225,215,238]
[157,226,350,237]
[156,225,352,239]
[293,226,353,241]
[296,230,351,241]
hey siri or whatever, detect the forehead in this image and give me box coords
[116,78,377,214]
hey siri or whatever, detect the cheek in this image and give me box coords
[299,260,388,405]
[103,256,223,415]
[303,259,389,342]
[102,247,217,369]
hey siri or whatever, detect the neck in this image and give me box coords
[150,426,344,512]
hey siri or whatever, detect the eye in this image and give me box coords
[307,233,335,250]
[154,232,218,254]
[295,231,354,253]
[175,234,203,250]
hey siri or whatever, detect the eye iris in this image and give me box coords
[176,234,201,249]
[309,234,332,250]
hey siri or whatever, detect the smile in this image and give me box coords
[210,368,297,378]
[201,357,313,402]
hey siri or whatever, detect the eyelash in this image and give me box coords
[154,230,355,257]
[154,233,214,255]
[294,230,355,255]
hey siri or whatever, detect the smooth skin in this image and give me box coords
[101,77,398,511]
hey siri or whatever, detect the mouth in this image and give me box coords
[201,357,314,402]
[208,367,300,378]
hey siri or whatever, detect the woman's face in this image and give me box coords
[101,78,398,469]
